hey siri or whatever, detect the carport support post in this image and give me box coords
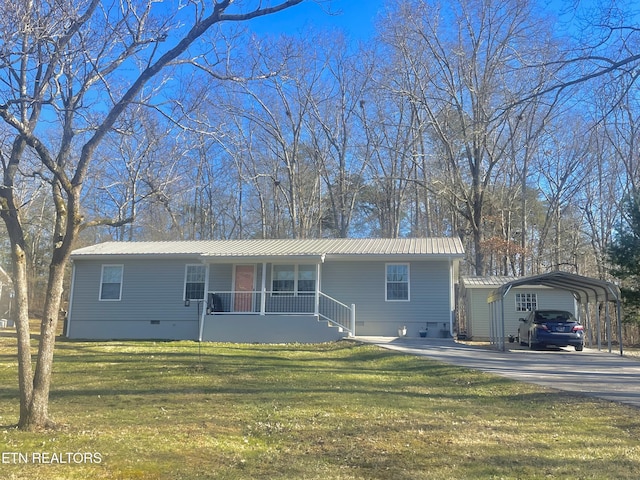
[489,294,498,349]
[499,285,512,352]
[606,301,612,353]
[596,302,602,351]
[617,300,623,356]
[584,303,591,348]
[500,290,506,351]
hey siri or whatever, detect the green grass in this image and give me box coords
[1,334,639,479]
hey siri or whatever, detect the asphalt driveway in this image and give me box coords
[356,336,640,409]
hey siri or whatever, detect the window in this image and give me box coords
[100,265,123,301]
[297,265,316,295]
[184,265,206,300]
[386,263,409,301]
[272,264,316,295]
[515,293,537,312]
[272,265,295,294]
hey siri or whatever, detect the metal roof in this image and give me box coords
[71,237,465,260]
[487,271,621,304]
[486,271,623,354]
[462,276,519,288]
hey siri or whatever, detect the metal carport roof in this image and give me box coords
[487,272,623,354]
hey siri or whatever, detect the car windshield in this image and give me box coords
[534,311,574,323]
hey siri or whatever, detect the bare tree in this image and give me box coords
[305,36,372,238]
[578,70,640,278]
[380,0,560,274]
[84,105,188,241]
[0,0,303,431]
[221,35,325,238]
[358,88,417,237]
[508,0,640,109]
[531,117,593,272]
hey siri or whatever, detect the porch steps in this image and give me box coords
[318,292,355,336]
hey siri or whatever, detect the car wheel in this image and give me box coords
[575,344,584,352]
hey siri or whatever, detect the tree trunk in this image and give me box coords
[3,220,34,428]
[22,259,67,429]
[11,241,34,429]
[1,0,304,431]
[0,140,35,428]
[471,184,486,276]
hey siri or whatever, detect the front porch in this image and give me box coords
[198,290,355,343]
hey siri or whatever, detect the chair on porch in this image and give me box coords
[207,292,224,314]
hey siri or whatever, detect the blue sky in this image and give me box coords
[246,0,386,40]
[244,0,604,41]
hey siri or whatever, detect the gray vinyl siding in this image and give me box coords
[208,263,265,292]
[68,259,199,340]
[321,260,452,337]
[68,256,458,341]
[209,264,233,291]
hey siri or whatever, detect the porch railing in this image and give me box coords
[318,292,354,334]
[205,290,355,335]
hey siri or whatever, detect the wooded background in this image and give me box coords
[2,0,639,318]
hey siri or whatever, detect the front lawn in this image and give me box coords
[0,335,639,479]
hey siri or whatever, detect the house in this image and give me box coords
[66,237,464,342]
[0,266,12,327]
[459,275,577,341]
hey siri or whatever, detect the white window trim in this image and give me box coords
[270,263,317,296]
[99,264,123,301]
[184,264,207,301]
[515,292,538,312]
[385,263,410,302]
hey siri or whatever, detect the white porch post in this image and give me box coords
[350,303,356,337]
[314,263,321,316]
[198,262,210,342]
[260,262,267,315]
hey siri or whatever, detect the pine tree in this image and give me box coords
[608,192,640,324]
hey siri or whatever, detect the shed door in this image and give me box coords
[234,265,255,312]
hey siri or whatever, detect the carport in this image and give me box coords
[487,272,623,354]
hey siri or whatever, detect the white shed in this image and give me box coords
[460,276,576,341]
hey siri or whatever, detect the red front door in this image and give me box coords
[234,265,255,312]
